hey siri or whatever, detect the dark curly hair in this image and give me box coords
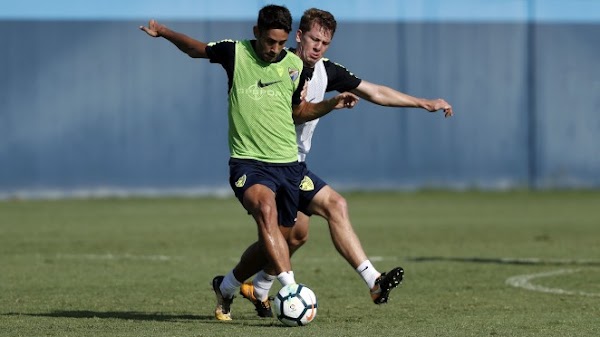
[257,5,293,33]
[299,8,337,37]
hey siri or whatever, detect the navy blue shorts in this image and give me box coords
[229,158,303,227]
[298,162,328,216]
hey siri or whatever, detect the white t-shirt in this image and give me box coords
[296,59,327,162]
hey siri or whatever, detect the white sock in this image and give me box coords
[253,270,276,301]
[219,270,242,299]
[277,271,296,286]
[356,260,380,289]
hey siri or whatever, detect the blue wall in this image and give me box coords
[1,18,599,198]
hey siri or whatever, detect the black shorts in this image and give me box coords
[229,158,303,227]
[298,162,328,216]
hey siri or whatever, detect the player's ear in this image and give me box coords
[253,26,259,39]
[296,29,302,43]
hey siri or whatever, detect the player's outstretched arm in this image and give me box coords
[293,92,359,124]
[352,80,453,118]
[140,20,209,58]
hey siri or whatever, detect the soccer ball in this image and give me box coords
[273,283,318,326]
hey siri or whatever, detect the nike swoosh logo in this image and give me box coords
[257,79,282,88]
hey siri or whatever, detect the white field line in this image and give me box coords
[55,253,181,261]
[505,269,600,297]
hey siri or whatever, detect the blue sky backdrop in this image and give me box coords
[1,0,599,21]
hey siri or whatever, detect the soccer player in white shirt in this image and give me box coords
[236,8,453,317]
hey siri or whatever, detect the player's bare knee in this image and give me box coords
[251,202,277,227]
[287,221,308,250]
[327,194,348,219]
[288,231,308,251]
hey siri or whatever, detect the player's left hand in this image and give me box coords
[429,98,453,118]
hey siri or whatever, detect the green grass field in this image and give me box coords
[1,191,599,336]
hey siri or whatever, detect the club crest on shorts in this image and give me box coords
[299,176,314,191]
[235,174,247,188]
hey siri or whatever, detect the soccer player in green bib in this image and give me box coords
[140,5,358,321]
[237,8,454,318]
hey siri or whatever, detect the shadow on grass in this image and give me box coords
[407,256,600,266]
[2,311,285,327]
